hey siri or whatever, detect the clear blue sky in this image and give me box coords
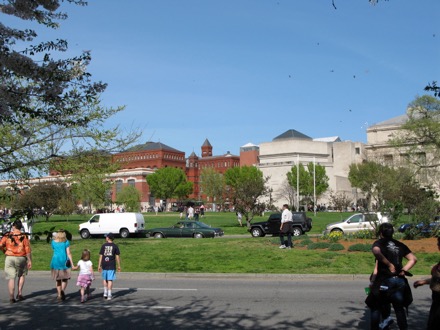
[7,0,440,156]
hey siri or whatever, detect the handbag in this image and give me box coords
[64,241,71,268]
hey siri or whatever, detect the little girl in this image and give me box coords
[72,249,94,303]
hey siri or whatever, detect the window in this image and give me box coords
[128,179,135,187]
[384,155,393,166]
[350,214,362,223]
[115,180,123,193]
[355,147,360,155]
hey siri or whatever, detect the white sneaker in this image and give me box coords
[107,295,112,300]
[379,316,394,329]
[103,293,108,299]
[279,245,286,249]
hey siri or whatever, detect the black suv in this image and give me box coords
[248,212,312,237]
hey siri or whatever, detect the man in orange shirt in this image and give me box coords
[0,220,32,303]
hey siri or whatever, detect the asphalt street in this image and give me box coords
[0,272,433,330]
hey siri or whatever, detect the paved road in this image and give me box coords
[0,272,432,330]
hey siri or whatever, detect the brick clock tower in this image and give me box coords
[201,139,212,157]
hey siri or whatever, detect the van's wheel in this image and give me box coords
[154,233,164,238]
[251,228,264,237]
[194,233,204,239]
[120,229,129,238]
[292,227,303,236]
[80,229,90,239]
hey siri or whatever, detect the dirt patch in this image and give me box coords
[307,237,439,253]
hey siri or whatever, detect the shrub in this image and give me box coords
[353,230,375,239]
[347,243,371,252]
[328,243,345,251]
[327,231,343,243]
[307,242,331,250]
[297,238,313,247]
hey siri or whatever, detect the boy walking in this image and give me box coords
[98,233,121,300]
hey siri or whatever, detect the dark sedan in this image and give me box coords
[147,221,224,239]
[398,220,440,237]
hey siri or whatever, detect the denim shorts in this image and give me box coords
[102,269,116,281]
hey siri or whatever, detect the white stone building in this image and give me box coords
[257,129,366,209]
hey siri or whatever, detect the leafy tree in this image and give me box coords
[53,150,119,213]
[286,162,329,207]
[391,95,440,188]
[199,167,226,207]
[224,166,271,227]
[146,167,193,210]
[425,81,440,98]
[349,161,393,211]
[348,161,438,222]
[115,185,141,212]
[0,1,141,178]
[13,183,71,221]
[1,0,100,126]
[174,181,194,202]
[57,195,77,216]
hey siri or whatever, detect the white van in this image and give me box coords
[79,212,146,239]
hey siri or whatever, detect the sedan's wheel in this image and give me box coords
[80,230,90,239]
[194,233,204,238]
[154,233,164,238]
[251,228,263,237]
[291,227,303,236]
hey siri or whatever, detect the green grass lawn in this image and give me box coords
[28,210,355,237]
[11,211,431,275]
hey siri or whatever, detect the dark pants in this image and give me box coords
[279,222,293,247]
[428,291,440,330]
[370,277,408,330]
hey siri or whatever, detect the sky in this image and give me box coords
[4,0,440,156]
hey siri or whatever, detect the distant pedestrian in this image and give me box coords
[187,205,194,220]
[50,229,74,302]
[200,204,205,218]
[279,204,293,249]
[98,233,121,300]
[73,249,94,303]
[236,212,243,226]
[0,220,32,303]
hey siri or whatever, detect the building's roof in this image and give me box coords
[125,141,183,153]
[273,129,312,141]
[197,151,239,160]
[241,142,258,148]
[369,114,409,128]
[313,136,341,142]
[202,138,212,147]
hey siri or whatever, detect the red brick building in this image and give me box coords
[187,139,241,201]
[111,141,186,208]
[10,139,259,211]
[112,139,245,209]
